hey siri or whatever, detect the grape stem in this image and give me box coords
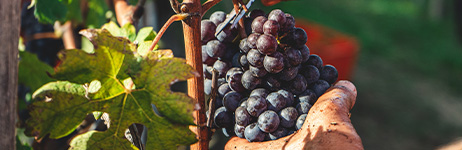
[148,13,189,52]
[206,69,219,128]
[201,0,222,17]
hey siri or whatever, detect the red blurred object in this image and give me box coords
[295,19,359,81]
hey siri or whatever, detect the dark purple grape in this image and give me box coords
[258,110,280,133]
[263,75,281,91]
[235,106,251,126]
[203,64,212,79]
[292,28,308,48]
[256,34,278,55]
[202,45,217,66]
[231,52,241,67]
[284,47,302,66]
[320,65,338,84]
[210,11,226,25]
[248,9,265,19]
[249,65,268,77]
[296,114,307,130]
[240,98,248,108]
[279,107,298,128]
[246,95,267,117]
[310,80,331,97]
[281,13,295,32]
[301,65,320,84]
[222,126,235,137]
[218,83,231,98]
[226,67,243,82]
[216,96,224,108]
[222,45,238,60]
[296,102,312,114]
[264,52,284,73]
[235,124,246,138]
[204,79,212,95]
[299,45,310,63]
[247,49,265,67]
[239,54,249,70]
[228,71,246,93]
[213,60,231,78]
[263,20,279,36]
[251,16,268,34]
[247,33,261,49]
[216,22,238,42]
[239,38,251,53]
[306,54,323,69]
[206,40,226,58]
[269,127,288,140]
[201,20,217,43]
[250,88,269,98]
[244,122,265,142]
[277,65,299,81]
[297,89,317,105]
[278,89,294,107]
[288,74,307,94]
[241,70,261,90]
[214,106,233,128]
[266,92,287,112]
[223,91,243,111]
[268,9,286,26]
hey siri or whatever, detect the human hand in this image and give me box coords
[225,80,364,150]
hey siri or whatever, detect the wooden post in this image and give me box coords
[181,0,208,149]
[0,0,20,149]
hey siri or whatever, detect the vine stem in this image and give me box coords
[148,13,189,52]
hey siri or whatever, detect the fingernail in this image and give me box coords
[335,80,357,97]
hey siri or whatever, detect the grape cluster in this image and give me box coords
[202,9,338,142]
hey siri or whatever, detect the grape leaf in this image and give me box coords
[18,51,55,92]
[32,0,82,24]
[25,29,198,149]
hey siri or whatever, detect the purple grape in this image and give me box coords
[235,106,251,126]
[279,107,298,128]
[228,71,246,93]
[201,20,216,43]
[249,65,268,77]
[269,127,288,140]
[250,88,269,98]
[235,124,246,138]
[292,28,308,48]
[241,70,261,90]
[288,74,307,94]
[306,54,323,69]
[223,91,243,111]
[263,75,281,91]
[264,51,284,73]
[284,47,302,66]
[244,123,265,142]
[310,80,331,97]
[222,126,235,137]
[268,9,286,26]
[214,106,233,128]
[204,79,212,95]
[206,40,226,58]
[296,102,312,114]
[240,98,248,108]
[281,13,295,32]
[239,54,249,70]
[239,38,251,53]
[218,83,231,97]
[277,65,299,81]
[301,65,320,84]
[296,114,307,130]
[202,45,217,66]
[226,67,243,82]
[251,16,268,34]
[210,11,226,25]
[256,34,278,55]
[247,49,265,67]
[213,60,231,78]
[266,92,287,112]
[246,95,267,117]
[248,9,265,19]
[258,110,280,133]
[278,89,294,107]
[320,65,338,84]
[299,45,310,63]
[263,20,279,36]
[247,33,261,49]
[297,89,317,105]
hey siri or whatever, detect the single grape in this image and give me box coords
[226,67,243,82]
[249,88,269,98]
[288,74,307,94]
[277,65,299,81]
[297,89,317,105]
[239,38,251,53]
[310,80,331,97]
[258,110,280,133]
[262,75,281,91]
[239,54,249,70]
[278,89,294,107]
[251,16,268,34]
[248,9,265,19]
[249,65,268,77]
[266,92,287,112]
[296,102,312,114]
[235,124,246,138]
[213,60,231,78]
[228,71,246,93]
[246,95,267,117]
[264,52,284,73]
[305,54,323,69]
[216,22,238,42]
[206,40,226,58]
[281,13,295,33]
[256,34,277,55]
[263,20,279,36]
[296,114,307,130]
[217,83,231,97]
[299,45,310,63]
[301,65,320,85]
[279,107,298,128]
[214,106,233,128]
[284,47,302,66]
[210,11,226,25]
[269,127,288,140]
[247,49,265,67]
[235,106,251,126]
[292,28,308,48]
[320,65,338,84]
[247,33,261,49]
[204,79,212,95]
[244,122,265,142]
[241,70,261,90]
[201,20,217,43]
[268,9,286,26]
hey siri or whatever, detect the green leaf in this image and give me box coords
[102,22,137,42]
[26,29,197,150]
[18,51,55,92]
[33,0,82,24]
[86,0,109,28]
